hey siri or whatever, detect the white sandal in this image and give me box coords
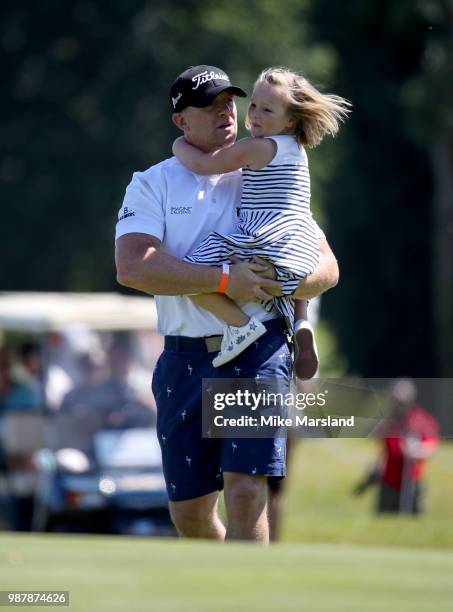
[212,317,267,367]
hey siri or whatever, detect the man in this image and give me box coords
[378,379,439,514]
[0,346,40,414]
[16,342,43,406]
[115,65,338,542]
[354,379,440,514]
[0,345,41,530]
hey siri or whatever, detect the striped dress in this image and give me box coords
[185,135,320,325]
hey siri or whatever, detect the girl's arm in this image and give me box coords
[172,137,276,175]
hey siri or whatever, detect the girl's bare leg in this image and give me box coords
[190,293,249,327]
[294,299,308,322]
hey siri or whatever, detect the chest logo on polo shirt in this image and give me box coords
[170,206,193,215]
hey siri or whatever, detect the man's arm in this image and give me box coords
[403,437,439,460]
[115,233,283,302]
[293,238,339,300]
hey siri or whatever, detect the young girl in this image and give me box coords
[173,67,350,375]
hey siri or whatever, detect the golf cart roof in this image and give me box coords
[0,292,157,332]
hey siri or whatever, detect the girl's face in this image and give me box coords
[247,81,294,138]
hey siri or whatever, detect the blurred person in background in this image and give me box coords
[44,327,106,411]
[96,335,155,429]
[14,341,44,406]
[0,345,41,530]
[43,333,77,411]
[354,378,440,514]
[59,350,108,416]
[0,346,41,414]
[60,343,154,431]
[1,345,33,470]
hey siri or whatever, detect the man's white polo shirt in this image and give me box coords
[115,156,276,337]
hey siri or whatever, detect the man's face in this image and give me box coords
[173,90,238,152]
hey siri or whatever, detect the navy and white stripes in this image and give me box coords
[242,164,311,214]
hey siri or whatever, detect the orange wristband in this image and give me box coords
[218,263,230,294]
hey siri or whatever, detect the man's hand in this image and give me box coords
[294,239,339,300]
[226,259,283,302]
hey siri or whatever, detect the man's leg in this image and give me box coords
[153,348,226,537]
[377,480,400,513]
[267,437,297,542]
[267,478,285,543]
[169,491,226,539]
[218,318,291,543]
[223,472,269,543]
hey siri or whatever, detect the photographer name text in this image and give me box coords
[213,414,355,428]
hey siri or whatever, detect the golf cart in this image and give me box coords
[0,292,173,536]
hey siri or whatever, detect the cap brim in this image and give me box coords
[192,85,247,108]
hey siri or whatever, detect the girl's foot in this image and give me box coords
[212,317,267,367]
[293,319,319,379]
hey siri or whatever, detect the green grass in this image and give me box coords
[1,533,453,612]
[1,440,452,611]
[281,438,453,548]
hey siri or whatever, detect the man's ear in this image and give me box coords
[172,112,188,132]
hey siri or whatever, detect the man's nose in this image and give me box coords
[218,100,235,115]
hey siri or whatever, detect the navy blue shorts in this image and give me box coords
[152,318,292,501]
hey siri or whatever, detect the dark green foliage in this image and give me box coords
[1,0,314,291]
[307,0,452,376]
[1,1,451,375]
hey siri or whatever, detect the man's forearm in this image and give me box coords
[116,233,220,296]
[293,239,339,300]
[115,233,282,301]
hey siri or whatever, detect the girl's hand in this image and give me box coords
[252,256,276,279]
[226,260,283,301]
[229,255,276,280]
[227,255,282,301]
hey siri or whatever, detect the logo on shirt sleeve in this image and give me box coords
[118,206,136,221]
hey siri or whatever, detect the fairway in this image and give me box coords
[2,439,453,611]
[281,439,453,548]
[1,533,453,612]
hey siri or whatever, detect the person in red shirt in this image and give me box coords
[354,379,440,514]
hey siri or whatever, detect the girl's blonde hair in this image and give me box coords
[254,67,351,147]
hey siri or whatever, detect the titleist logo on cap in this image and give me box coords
[169,65,246,112]
[191,70,229,90]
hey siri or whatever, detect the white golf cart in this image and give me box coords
[0,292,173,535]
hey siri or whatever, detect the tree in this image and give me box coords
[1,0,331,291]
[308,0,452,375]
